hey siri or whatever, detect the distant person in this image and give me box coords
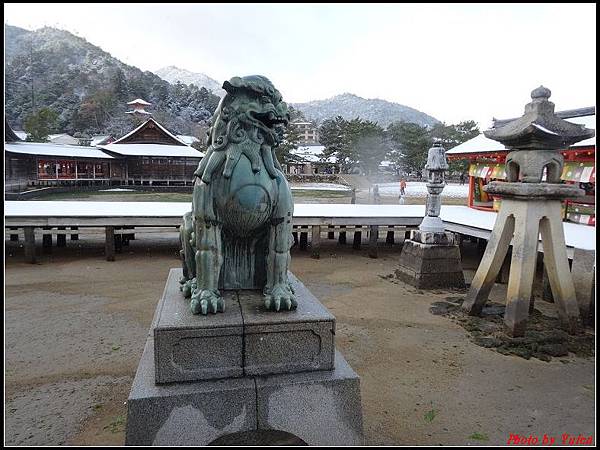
[399,178,407,196]
[373,184,381,204]
[459,173,466,185]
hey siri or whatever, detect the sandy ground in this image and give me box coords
[4,234,595,446]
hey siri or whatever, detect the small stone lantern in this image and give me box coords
[395,141,465,289]
[419,140,449,233]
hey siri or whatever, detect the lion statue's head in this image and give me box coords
[196,75,291,183]
[209,75,290,150]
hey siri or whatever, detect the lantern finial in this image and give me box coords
[531,85,551,100]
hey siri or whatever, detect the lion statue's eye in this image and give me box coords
[260,95,271,104]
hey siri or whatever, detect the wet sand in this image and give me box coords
[4,234,595,445]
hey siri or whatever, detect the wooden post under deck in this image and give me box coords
[368,225,379,258]
[311,225,321,259]
[105,226,115,261]
[24,226,36,264]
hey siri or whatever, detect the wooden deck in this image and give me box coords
[5,201,595,263]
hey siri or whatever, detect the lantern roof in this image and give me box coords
[484,86,595,150]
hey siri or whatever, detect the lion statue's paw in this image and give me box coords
[180,278,197,298]
[190,289,224,315]
[264,283,297,312]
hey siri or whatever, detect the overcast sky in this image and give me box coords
[4,3,596,128]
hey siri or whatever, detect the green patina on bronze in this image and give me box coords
[179,75,296,315]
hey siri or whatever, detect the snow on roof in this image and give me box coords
[290,145,336,163]
[112,118,188,146]
[91,135,112,146]
[295,145,325,154]
[445,133,504,155]
[446,114,596,155]
[176,135,200,145]
[5,142,114,159]
[99,143,204,157]
[48,133,73,140]
[125,109,151,115]
[532,123,558,135]
[127,98,152,106]
[566,114,596,147]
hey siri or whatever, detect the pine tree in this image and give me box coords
[276,123,301,165]
[24,107,59,142]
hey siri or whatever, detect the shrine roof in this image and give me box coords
[5,142,115,159]
[446,113,595,156]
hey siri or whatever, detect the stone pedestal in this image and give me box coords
[126,268,363,446]
[395,230,466,289]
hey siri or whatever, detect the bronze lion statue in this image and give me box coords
[179,75,296,315]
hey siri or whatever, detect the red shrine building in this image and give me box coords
[5,114,204,190]
[446,107,595,226]
[98,117,204,185]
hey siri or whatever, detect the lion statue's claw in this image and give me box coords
[191,289,224,315]
[264,283,297,312]
[180,278,197,298]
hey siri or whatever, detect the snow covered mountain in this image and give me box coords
[5,25,220,137]
[155,66,226,97]
[292,93,440,127]
[153,67,439,127]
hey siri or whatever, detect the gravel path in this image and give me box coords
[4,237,595,445]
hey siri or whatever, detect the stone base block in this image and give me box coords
[154,270,244,383]
[126,338,363,446]
[396,238,466,289]
[154,269,335,383]
[410,229,457,246]
[126,338,257,446]
[239,275,335,376]
[256,350,363,446]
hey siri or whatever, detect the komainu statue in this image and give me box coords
[179,75,296,315]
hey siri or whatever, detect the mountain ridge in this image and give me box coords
[150,66,439,127]
[155,65,226,97]
[291,93,440,127]
[4,24,220,138]
[5,24,439,137]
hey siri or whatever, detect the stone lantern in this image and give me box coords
[461,86,595,337]
[419,140,449,233]
[395,141,465,289]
